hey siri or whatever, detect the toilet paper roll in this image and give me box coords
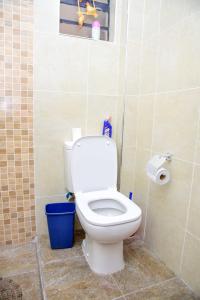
[147,167,170,185]
[72,128,82,142]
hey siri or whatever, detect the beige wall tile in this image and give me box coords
[194,122,200,164]
[34,0,60,34]
[148,159,193,228]
[36,194,68,235]
[127,0,145,43]
[136,95,154,149]
[157,24,183,92]
[123,96,138,148]
[134,148,151,239]
[120,146,136,197]
[152,90,200,162]
[145,158,193,269]
[34,34,89,93]
[88,42,120,95]
[34,92,87,197]
[34,91,87,147]
[126,42,141,95]
[184,0,200,17]
[181,233,200,296]
[118,1,128,46]
[188,166,200,239]
[35,145,66,197]
[143,0,161,40]
[140,38,158,94]
[118,46,126,95]
[160,0,185,33]
[146,203,185,275]
[180,13,200,89]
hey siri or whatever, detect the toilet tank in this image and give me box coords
[64,141,74,193]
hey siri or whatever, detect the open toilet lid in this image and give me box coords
[71,136,117,193]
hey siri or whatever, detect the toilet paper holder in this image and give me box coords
[160,152,173,162]
[146,152,172,185]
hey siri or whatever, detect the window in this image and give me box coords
[60,0,115,42]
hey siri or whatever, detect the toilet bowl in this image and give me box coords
[69,136,142,274]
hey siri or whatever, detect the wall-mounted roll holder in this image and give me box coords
[160,152,173,162]
[146,152,173,185]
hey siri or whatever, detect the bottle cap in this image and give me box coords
[92,20,100,28]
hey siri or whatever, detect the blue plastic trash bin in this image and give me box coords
[45,202,75,249]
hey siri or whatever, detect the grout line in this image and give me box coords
[122,145,200,167]
[2,269,39,279]
[121,277,177,299]
[118,0,130,190]
[19,0,23,244]
[110,273,126,300]
[125,85,200,97]
[34,89,120,97]
[179,186,195,270]
[143,0,162,241]
[180,277,200,298]
[186,230,200,243]
[35,237,46,300]
[43,253,85,267]
[35,193,66,200]
[112,295,126,300]
[179,109,200,275]
[32,0,38,240]
[133,0,146,239]
[84,42,90,135]
[2,0,6,245]
[10,0,14,246]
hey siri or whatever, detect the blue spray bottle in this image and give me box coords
[102,117,112,138]
[129,192,133,201]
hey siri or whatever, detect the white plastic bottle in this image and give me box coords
[92,20,100,40]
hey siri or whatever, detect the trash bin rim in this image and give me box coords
[45,202,76,215]
[45,211,75,216]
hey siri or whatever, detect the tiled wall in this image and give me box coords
[120,0,200,296]
[0,0,35,245]
[34,0,126,234]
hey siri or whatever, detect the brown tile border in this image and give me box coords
[0,0,35,246]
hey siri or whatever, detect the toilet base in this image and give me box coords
[82,235,124,275]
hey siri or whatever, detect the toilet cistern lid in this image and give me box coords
[71,136,117,193]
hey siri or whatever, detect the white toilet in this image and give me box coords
[64,136,142,275]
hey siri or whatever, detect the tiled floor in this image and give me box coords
[0,232,199,300]
[0,243,42,299]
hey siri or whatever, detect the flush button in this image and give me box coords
[106,141,110,146]
[77,143,81,147]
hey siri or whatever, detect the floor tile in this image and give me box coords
[0,243,38,277]
[112,243,174,294]
[124,244,174,280]
[124,278,199,300]
[124,238,144,248]
[46,274,122,300]
[0,235,198,300]
[43,256,122,300]
[38,234,83,265]
[7,271,42,300]
[42,256,91,287]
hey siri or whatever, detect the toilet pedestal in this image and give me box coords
[82,234,124,275]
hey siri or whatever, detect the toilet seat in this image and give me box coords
[76,189,141,227]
